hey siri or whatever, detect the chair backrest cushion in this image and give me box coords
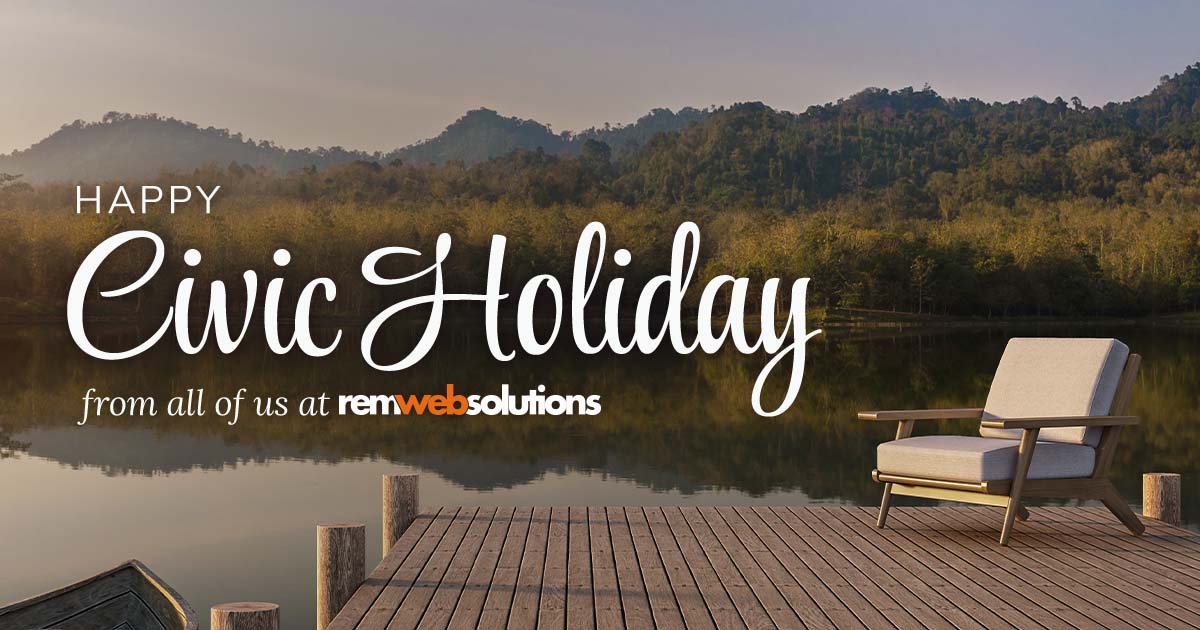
[979,337,1129,446]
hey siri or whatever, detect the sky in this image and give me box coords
[3,0,1199,154]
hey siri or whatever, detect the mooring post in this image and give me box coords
[1143,472,1182,525]
[211,602,280,630]
[317,522,365,630]
[382,473,419,557]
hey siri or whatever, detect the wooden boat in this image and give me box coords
[0,560,197,630]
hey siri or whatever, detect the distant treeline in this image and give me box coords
[3,64,1200,318]
[0,107,711,182]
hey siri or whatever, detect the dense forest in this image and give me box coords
[3,63,1200,319]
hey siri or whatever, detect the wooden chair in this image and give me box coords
[859,337,1144,546]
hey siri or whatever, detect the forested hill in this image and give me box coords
[385,108,567,165]
[0,107,709,182]
[4,64,1200,318]
[3,63,1198,209]
[0,113,378,183]
[615,64,1200,211]
[385,107,711,165]
[245,63,1197,215]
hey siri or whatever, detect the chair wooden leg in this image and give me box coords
[877,482,894,528]
[1000,498,1021,546]
[1100,483,1145,536]
[1000,428,1039,546]
[1016,503,1030,521]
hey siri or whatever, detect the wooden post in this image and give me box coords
[382,473,419,557]
[211,602,279,630]
[317,522,365,630]
[1143,473,1181,525]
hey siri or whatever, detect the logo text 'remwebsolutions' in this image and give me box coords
[338,385,601,416]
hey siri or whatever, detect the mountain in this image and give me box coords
[0,112,374,183]
[5,63,1197,189]
[387,108,567,165]
[614,64,1200,209]
[0,106,710,183]
[386,106,711,165]
[570,106,710,154]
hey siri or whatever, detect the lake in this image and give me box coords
[1,322,1197,629]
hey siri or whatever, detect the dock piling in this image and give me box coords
[1143,472,1181,525]
[382,473,419,557]
[317,522,365,630]
[211,602,279,630]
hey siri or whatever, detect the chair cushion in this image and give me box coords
[877,435,1095,483]
[978,338,1129,446]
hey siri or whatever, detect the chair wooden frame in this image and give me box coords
[860,353,1144,546]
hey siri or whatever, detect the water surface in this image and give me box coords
[2,323,1197,629]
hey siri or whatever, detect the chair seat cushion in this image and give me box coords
[877,435,1095,483]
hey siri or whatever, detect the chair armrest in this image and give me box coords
[858,408,984,421]
[979,415,1138,429]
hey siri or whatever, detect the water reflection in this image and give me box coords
[4,324,1198,497]
[1,323,1198,627]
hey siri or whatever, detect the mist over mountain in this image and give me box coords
[0,112,377,183]
[3,62,1198,193]
[0,106,711,183]
[384,106,710,165]
[385,108,567,165]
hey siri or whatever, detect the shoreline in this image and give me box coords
[0,308,1193,329]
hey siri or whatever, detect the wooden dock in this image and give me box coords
[327,506,1200,629]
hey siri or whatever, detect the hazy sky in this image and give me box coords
[4,0,1199,153]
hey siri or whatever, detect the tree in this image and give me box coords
[910,256,936,314]
[580,139,612,167]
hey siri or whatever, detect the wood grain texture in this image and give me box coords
[979,415,1137,429]
[331,506,1200,630]
[317,522,366,630]
[383,474,420,557]
[0,560,197,630]
[857,408,984,421]
[1143,472,1182,525]
[211,602,279,630]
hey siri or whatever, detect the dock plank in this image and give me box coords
[661,507,747,630]
[328,507,444,630]
[354,507,462,630]
[988,507,1200,627]
[387,506,482,629]
[945,507,1184,630]
[928,508,1142,629]
[566,506,596,630]
[810,506,982,630]
[451,507,523,630]
[506,507,551,629]
[644,507,716,630]
[339,506,1200,630]
[587,507,624,630]
[751,506,886,629]
[627,507,686,629]
[777,506,925,629]
[428,507,511,629]
[681,506,775,630]
[713,506,832,629]
[537,506,569,629]
[606,507,654,630]
[833,507,1017,630]
[475,507,535,630]
[882,507,1097,628]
